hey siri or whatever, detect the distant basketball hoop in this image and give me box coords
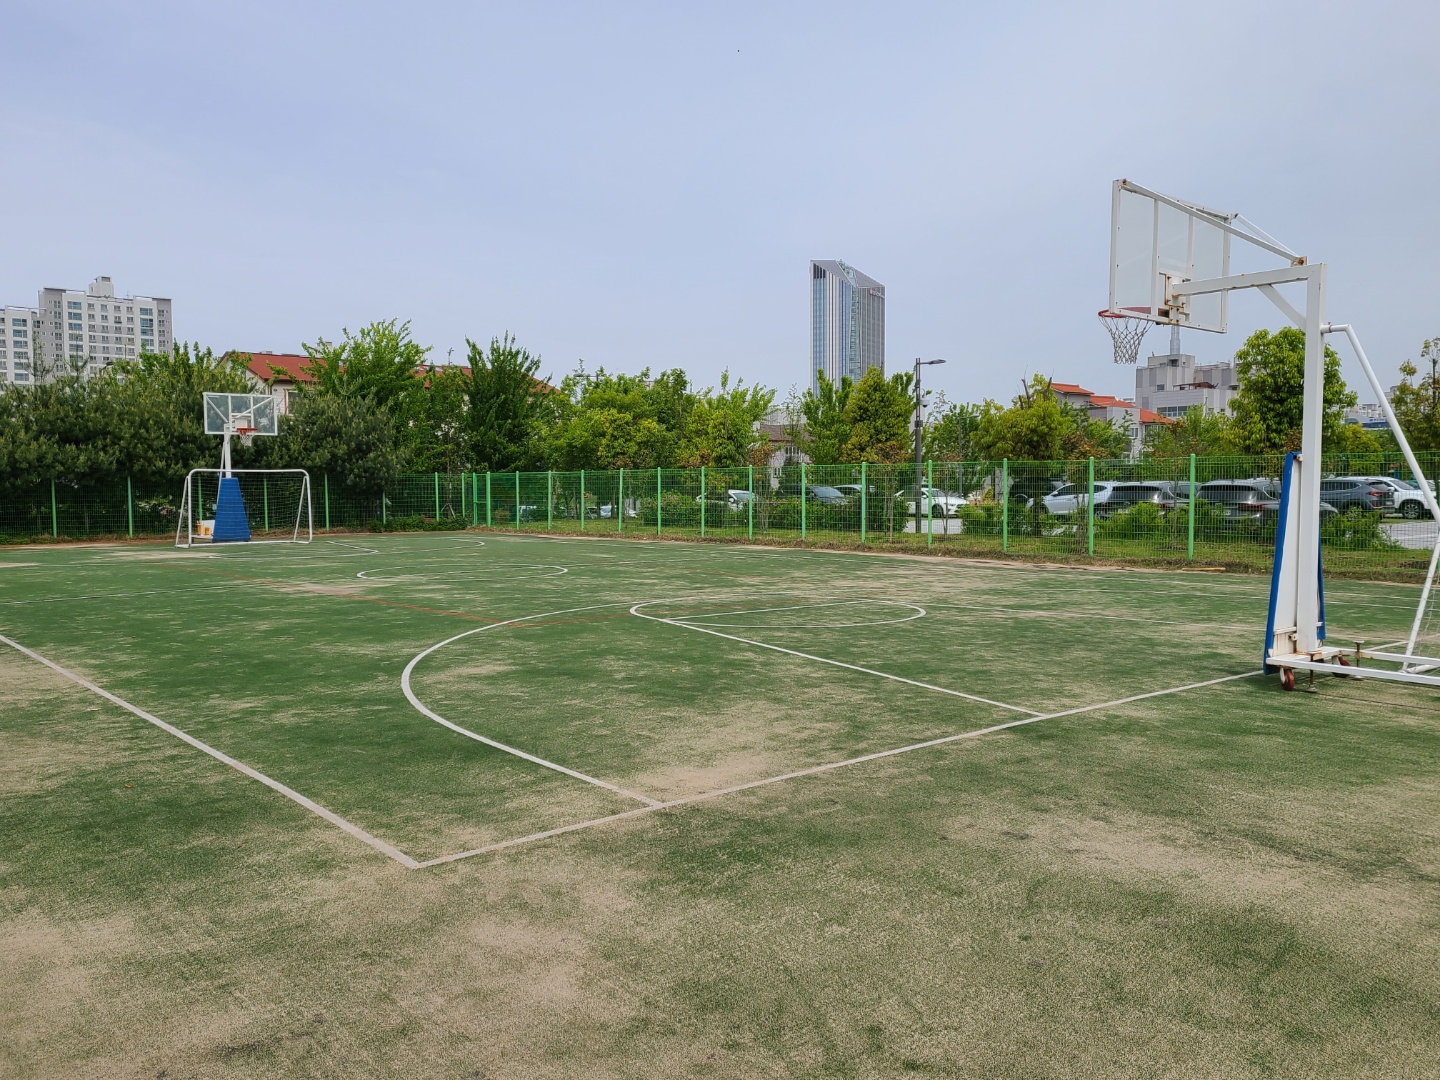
[237,426,257,448]
[1097,309,1151,365]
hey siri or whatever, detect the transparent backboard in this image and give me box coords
[1109,179,1233,332]
[203,392,278,436]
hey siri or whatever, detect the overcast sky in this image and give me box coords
[3,1,1436,406]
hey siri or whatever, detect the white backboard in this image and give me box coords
[204,392,278,436]
[1108,179,1233,332]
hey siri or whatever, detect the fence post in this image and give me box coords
[382,481,387,526]
[860,462,867,544]
[1086,456,1095,556]
[579,469,585,531]
[800,462,807,541]
[515,472,521,528]
[264,477,270,531]
[1001,460,1009,552]
[324,474,331,530]
[656,467,662,536]
[460,472,466,522]
[618,468,624,533]
[472,473,479,526]
[433,472,440,520]
[927,460,934,546]
[747,464,754,542]
[126,476,134,538]
[485,472,492,526]
[1187,453,1197,561]
[50,479,57,538]
[700,466,706,538]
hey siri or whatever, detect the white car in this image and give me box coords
[1381,479,1436,520]
[897,485,968,517]
[1041,482,1114,516]
[694,488,753,512]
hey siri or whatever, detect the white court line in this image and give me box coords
[417,668,1264,867]
[357,564,568,581]
[401,603,663,807]
[663,598,891,620]
[0,582,269,607]
[629,601,1038,716]
[0,633,419,869]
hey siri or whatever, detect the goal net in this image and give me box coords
[176,469,313,548]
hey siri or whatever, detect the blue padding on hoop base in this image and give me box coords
[212,476,251,543]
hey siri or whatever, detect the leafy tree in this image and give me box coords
[1228,327,1355,452]
[267,392,402,494]
[543,365,695,469]
[1144,405,1235,458]
[675,371,774,468]
[973,376,1071,461]
[787,374,853,465]
[1059,402,1131,460]
[841,368,915,463]
[463,333,548,471]
[1390,336,1440,451]
[923,394,984,462]
[549,406,669,470]
[406,362,472,473]
[300,319,430,411]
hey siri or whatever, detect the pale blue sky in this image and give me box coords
[3,1,1436,406]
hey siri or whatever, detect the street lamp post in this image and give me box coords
[914,357,945,530]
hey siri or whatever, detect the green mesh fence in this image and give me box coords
[4,456,1438,580]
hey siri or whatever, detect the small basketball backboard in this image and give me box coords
[204,392,278,436]
[1108,179,1234,332]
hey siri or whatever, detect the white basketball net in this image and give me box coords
[1098,311,1152,365]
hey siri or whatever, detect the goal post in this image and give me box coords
[176,469,314,548]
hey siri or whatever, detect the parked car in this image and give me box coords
[775,483,849,506]
[1197,480,1337,521]
[832,483,882,502]
[1041,482,1115,516]
[1347,476,1433,519]
[1091,482,1178,518]
[1320,478,1394,512]
[893,485,968,517]
[695,488,752,512]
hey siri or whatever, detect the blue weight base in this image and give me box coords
[212,476,251,543]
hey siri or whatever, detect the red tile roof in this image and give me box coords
[241,353,315,384]
[1050,382,1095,396]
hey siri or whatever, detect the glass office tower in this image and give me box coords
[810,260,884,394]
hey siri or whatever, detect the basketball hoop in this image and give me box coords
[1098,309,1151,365]
[237,427,257,447]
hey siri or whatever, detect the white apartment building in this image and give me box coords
[34,276,173,379]
[0,304,39,385]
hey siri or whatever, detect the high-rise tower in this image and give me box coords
[810,260,884,394]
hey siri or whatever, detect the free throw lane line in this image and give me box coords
[418,669,1264,867]
[0,633,420,870]
[401,603,664,807]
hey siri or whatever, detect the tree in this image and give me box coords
[675,371,774,468]
[840,368,914,463]
[300,320,430,412]
[1144,405,1235,458]
[406,362,472,474]
[1390,336,1440,451]
[923,394,984,462]
[972,376,1071,461]
[787,374,853,465]
[463,333,548,472]
[543,365,697,469]
[268,392,402,494]
[1228,327,1355,453]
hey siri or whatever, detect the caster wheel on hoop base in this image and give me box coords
[1280,668,1296,692]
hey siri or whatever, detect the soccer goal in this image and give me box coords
[176,468,313,547]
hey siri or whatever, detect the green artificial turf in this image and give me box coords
[1,533,1437,1078]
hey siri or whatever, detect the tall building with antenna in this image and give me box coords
[810,260,884,394]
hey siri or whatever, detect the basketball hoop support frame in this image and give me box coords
[1169,264,1440,680]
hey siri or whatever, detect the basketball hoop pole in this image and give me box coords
[221,425,233,479]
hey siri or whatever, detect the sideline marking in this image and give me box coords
[418,668,1265,866]
[630,601,1037,716]
[0,633,419,869]
[666,598,927,630]
[401,603,663,807]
